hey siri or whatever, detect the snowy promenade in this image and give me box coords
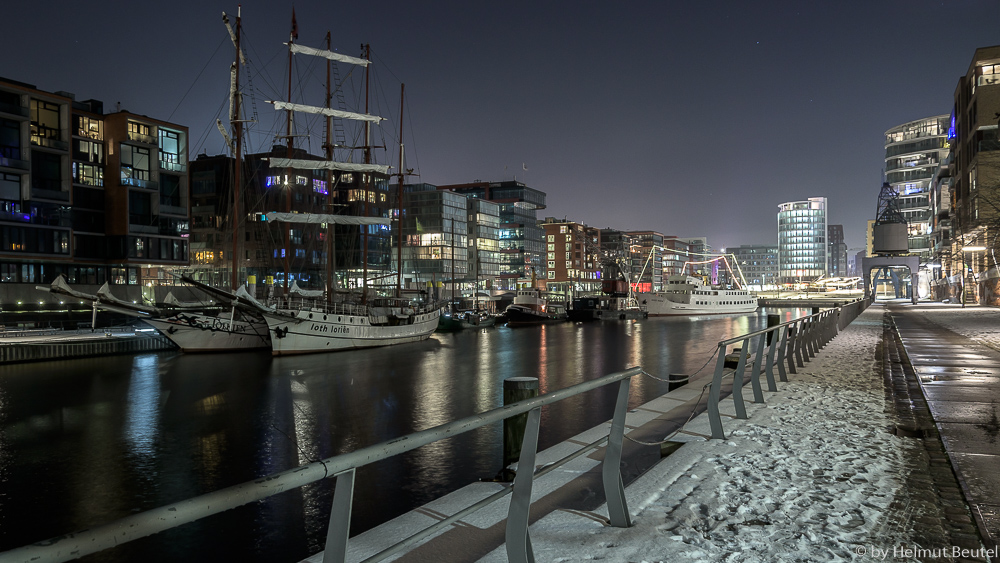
[331,305,995,562]
[475,306,920,562]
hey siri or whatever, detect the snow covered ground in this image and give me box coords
[477,308,923,562]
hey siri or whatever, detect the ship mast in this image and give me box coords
[325,31,335,304]
[362,43,371,304]
[396,83,404,297]
[230,8,243,291]
[283,11,297,298]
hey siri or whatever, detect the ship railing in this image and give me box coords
[0,366,642,563]
[705,296,872,439]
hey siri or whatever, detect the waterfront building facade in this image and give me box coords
[625,231,664,292]
[946,45,1000,304]
[884,116,950,262]
[397,183,468,297]
[187,147,393,296]
[541,218,601,298]
[466,197,502,293]
[0,77,189,320]
[661,236,691,278]
[439,181,546,290]
[778,197,828,285]
[729,244,779,288]
[828,224,847,277]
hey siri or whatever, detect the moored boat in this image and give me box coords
[262,297,440,355]
[567,295,647,321]
[638,275,758,316]
[503,288,567,326]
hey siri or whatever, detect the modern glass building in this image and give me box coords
[884,115,950,260]
[778,197,828,285]
[438,180,546,290]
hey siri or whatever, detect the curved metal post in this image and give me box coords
[707,344,727,439]
[804,319,816,359]
[506,407,541,563]
[791,321,804,370]
[777,324,789,381]
[322,468,356,563]
[750,333,766,403]
[732,337,750,419]
[603,379,633,528]
[764,327,779,390]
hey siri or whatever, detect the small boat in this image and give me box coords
[638,275,758,316]
[567,295,647,322]
[460,310,496,329]
[503,288,567,326]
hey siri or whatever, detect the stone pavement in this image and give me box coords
[886,302,1000,553]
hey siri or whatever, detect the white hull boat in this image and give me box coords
[262,305,440,355]
[639,275,758,316]
[144,312,270,352]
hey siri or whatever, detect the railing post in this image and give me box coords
[603,378,633,528]
[322,468,356,563]
[707,344,727,439]
[804,318,816,359]
[506,407,541,563]
[790,322,803,370]
[732,337,749,419]
[749,333,766,403]
[764,327,779,390]
[777,324,790,381]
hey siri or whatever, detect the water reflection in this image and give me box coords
[0,308,815,563]
[123,355,160,458]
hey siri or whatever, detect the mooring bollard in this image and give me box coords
[500,377,539,481]
[766,314,779,345]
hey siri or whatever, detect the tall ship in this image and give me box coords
[638,275,758,316]
[255,21,440,355]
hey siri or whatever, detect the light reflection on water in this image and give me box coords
[0,308,811,562]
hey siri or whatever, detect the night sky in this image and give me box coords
[3,1,998,251]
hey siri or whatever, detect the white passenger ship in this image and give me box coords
[638,275,758,316]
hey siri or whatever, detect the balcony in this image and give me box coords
[0,154,28,171]
[159,159,186,173]
[127,131,157,145]
[30,135,69,151]
[159,204,187,217]
[0,101,29,119]
[121,176,158,190]
[979,140,1000,152]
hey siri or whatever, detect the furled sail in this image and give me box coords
[287,43,369,67]
[290,281,324,298]
[270,101,383,123]
[266,158,390,175]
[264,212,390,226]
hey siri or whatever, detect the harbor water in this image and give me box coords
[0,309,808,562]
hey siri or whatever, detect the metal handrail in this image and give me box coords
[706,297,872,439]
[0,367,642,563]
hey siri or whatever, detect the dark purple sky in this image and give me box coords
[3,1,998,250]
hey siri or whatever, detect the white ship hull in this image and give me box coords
[145,313,271,352]
[639,291,758,316]
[263,308,441,355]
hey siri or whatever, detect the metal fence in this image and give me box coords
[706,297,871,439]
[0,298,871,563]
[0,367,642,563]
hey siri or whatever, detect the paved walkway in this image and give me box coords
[887,303,1000,550]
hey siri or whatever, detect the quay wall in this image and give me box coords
[0,332,176,364]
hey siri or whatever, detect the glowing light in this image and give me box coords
[964,246,987,252]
